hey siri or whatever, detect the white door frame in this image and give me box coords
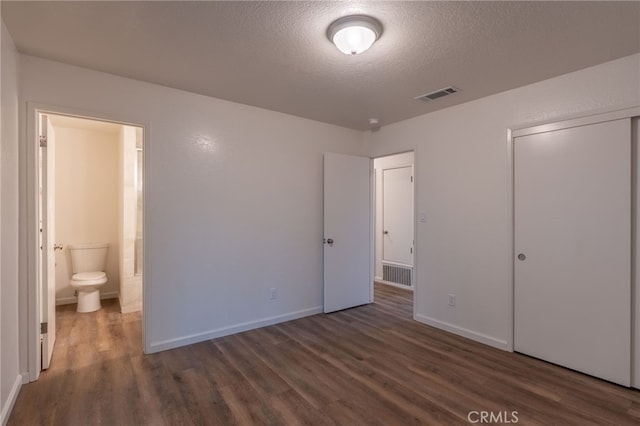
[25,102,151,381]
[372,150,417,317]
[39,114,57,370]
[506,106,640,355]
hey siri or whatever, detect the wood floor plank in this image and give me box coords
[268,389,335,426]
[8,284,640,425]
[213,335,290,398]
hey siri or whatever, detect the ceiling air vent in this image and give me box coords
[414,86,459,102]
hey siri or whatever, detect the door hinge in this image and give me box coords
[41,322,48,334]
[39,135,47,148]
[410,247,413,254]
[411,176,413,182]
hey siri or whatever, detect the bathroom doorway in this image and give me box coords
[34,110,145,373]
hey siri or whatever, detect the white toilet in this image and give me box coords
[69,243,109,313]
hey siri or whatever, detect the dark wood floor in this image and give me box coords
[9,283,640,425]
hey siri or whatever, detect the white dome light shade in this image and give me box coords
[327,15,383,55]
[333,26,376,55]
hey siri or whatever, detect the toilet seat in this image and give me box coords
[71,271,107,286]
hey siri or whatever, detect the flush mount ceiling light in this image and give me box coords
[327,15,383,55]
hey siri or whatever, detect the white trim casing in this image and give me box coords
[412,147,418,320]
[0,374,23,426]
[506,128,514,352]
[512,107,640,138]
[633,116,639,389]
[26,103,40,381]
[369,158,375,303]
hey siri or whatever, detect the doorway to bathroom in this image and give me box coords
[35,111,145,372]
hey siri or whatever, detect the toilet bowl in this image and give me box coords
[69,243,109,313]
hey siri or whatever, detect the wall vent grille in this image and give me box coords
[414,86,459,102]
[383,264,412,287]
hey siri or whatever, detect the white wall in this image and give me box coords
[18,54,364,356]
[1,19,22,425]
[373,152,414,281]
[635,116,640,388]
[365,53,640,350]
[54,125,120,304]
[119,125,142,313]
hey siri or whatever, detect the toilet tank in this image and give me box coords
[69,243,109,273]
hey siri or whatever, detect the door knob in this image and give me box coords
[326,238,334,246]
[517,253,526,261]
[54,244,64,251]
[383,230,389,235]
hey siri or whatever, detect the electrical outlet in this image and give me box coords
[269,288,277,300]
[448,294,456,306]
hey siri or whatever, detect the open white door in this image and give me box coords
[40,114,56,370]
[323,153,371,313]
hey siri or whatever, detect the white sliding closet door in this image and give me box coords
[514,118,631,386]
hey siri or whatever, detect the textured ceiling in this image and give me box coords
[2,1,639,130]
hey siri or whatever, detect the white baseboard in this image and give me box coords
[375,279,414,291]
[148,306,323,354]
[56,297,74,306]
[1,374,24,425]
[415,314,510,351]
[119,299,142,314]
[56,291,118,306]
